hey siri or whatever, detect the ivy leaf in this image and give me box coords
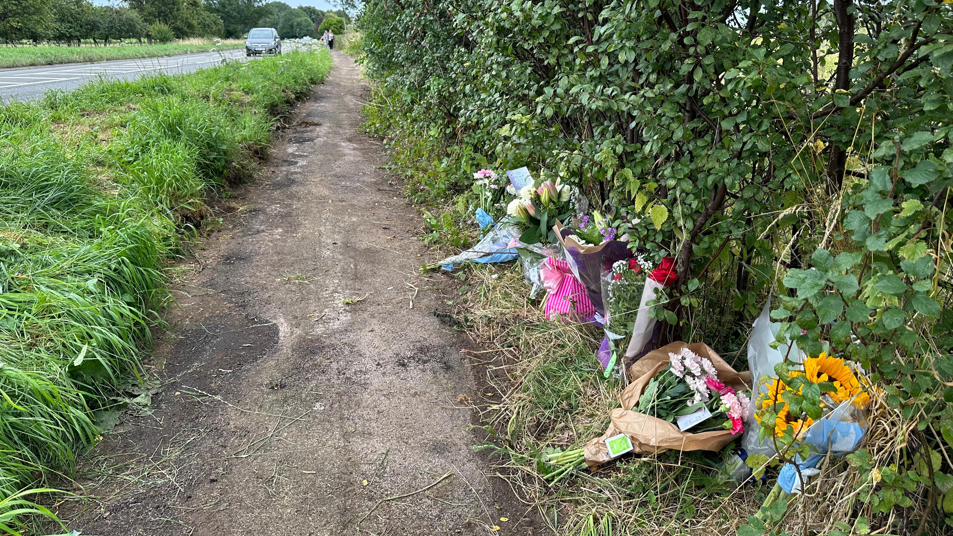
[783,268,827,298]
[909,293,941,317]
[874,274,907,296]
[901,160,938,185]
[881,307,905,330]
[900,255,934,279]
[811,248,833,271]
[833,93,850,108]
[650,204,669,230]
[846,300,872,322]
[816,294,844,324]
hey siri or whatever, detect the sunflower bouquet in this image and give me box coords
[751,351,872,501]
[754,351,870,441]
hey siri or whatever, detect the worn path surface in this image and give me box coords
[63,52,535,536]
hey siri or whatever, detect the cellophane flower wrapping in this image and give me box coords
[623,257,678,361]
[553,221,630,319]
[597,256,651,374]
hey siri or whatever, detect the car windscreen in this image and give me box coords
[248,30,272,39]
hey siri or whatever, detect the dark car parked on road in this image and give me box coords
[246,28,281,56]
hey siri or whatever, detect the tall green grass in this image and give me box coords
[0,49,333,531]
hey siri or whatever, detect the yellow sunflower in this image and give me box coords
[755,379,813,438]
[800,352,870,409]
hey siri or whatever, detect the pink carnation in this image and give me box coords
[737,392,751,420]
[686,376,710,404]
[705,376,727,394]
[729,415,744,435]
[720,392,744,420]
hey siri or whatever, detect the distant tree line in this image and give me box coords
[0,0,351,44]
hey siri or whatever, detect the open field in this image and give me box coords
[0,41,243,69]
[0,49,331,532]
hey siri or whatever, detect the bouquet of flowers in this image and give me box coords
[584,342,753,465]
[623,256,678,361]
[570,212,619,246]
[596,253,652,374]
[471,169,508,218]
[603,253,653,327]
[754,351,870,440]
[635,347,751,435]
[553,220,631,320]
[752,351,871,496]
[505,176,577,245]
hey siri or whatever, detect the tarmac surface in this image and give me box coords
[0,48,250,102]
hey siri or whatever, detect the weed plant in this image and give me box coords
[0,49,332,531]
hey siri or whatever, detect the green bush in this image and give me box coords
[147,22,175,44]
[357,0,953,534]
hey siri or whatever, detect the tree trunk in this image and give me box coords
[827,0,855,194]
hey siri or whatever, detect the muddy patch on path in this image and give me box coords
[58,52,540,536]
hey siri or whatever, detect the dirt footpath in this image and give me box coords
[65,52,535,536]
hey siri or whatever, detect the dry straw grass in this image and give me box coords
[456,265,922,535]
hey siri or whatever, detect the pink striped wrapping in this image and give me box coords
[541,256,596,321]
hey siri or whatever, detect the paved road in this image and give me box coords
[0,49,251,102]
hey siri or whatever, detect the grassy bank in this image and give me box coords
[0,41,243,69]
[0,49,332,530]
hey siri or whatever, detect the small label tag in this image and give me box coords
[506,167,534,191]
[605,433,633,459]
[676,407,712,432]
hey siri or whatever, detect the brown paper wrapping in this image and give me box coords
[584,341,752,466]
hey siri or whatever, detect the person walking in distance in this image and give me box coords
[328,30,335,50]
[323,29,329,48]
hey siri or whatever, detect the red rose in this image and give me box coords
[613,273,622,281]
[627,258,641,275]
[649,257,677,287]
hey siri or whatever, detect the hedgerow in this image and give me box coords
[356,1,953,534]
[0,49,331,531]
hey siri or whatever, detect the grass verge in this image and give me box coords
[0,41,243,69]
[0,49,332,531]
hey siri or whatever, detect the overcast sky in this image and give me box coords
[91,0,341,10]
